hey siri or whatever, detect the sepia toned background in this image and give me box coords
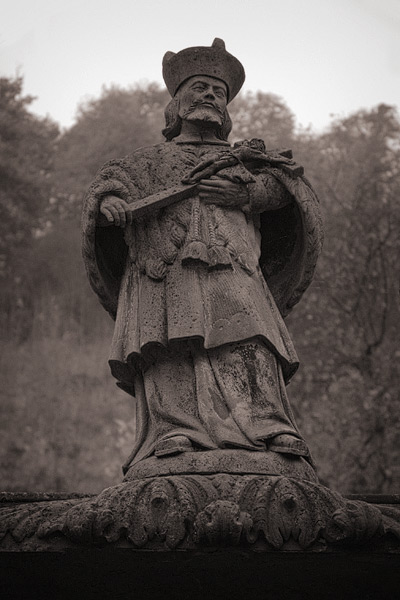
[1,0,399,494]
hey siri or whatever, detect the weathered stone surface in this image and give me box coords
[124,449,317,481]
[1,475,399,552]
[3,37,398,600]
[82,39,323,475]
[162,38,245,101]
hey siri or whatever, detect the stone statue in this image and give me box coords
[82,38,323,478]
[2,39,400,564]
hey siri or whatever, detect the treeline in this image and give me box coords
[1,76,399,493]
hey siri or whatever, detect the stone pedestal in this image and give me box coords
[1,455,399,599]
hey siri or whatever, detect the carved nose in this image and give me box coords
[204,91,215,100]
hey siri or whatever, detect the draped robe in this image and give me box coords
[82,140,323,470]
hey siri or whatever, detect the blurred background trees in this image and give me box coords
[289,104,400,492]
[1,77,399,494]
[0,77,59,274]
[52,83,169,219]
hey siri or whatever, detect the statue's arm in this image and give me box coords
[196,167,293,213]
[83,157,139,229]
[98,195,133,228]
[246,172,293,213]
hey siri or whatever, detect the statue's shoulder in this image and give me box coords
[130,141,181,160]
[130,142,168,158]
[110,142,181,171]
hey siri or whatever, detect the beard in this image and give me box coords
[181,105,223,126]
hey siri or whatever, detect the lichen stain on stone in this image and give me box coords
[231,343,260,395]
[209,387,229,420]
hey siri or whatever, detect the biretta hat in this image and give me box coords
[162,38,245,103]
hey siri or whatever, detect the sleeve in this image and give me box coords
[82,158,138,319]
[246,170,293,213]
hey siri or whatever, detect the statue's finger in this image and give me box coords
[200,178,227,188]
[199,177,225,185]
[184,163,213,181]
[109,206,121,226]
[213,158,236,170]
[193,167,217,180]
[116,205,126,227]
[189,158,215,173]
[101,207,115,222]
[198,184,223,194]
[195,158,235,179]
[199,190,216,200]
[126,209,133,225]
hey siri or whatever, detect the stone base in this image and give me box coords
[124,449,317,482]
[1,474,399,552]
[0,476,400,600]
[1,456,400,599]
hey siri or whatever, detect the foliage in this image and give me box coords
[0,77,59,276]
[50,83,169,223]
[229,91,295,147]
[289,104,400,492]
[1,221,106,343]
[0,335,134,493]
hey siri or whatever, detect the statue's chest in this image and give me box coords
[147,145,227,187]
[127,144,258,279]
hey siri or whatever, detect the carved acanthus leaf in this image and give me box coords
[1,476,399,551]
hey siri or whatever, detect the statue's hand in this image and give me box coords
[99,195,132,228]
[198,176,249,209]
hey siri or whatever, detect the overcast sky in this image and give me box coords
[1,0,399,132]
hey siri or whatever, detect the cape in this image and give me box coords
[82,141,323,320]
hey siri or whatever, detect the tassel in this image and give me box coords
[181,240,209,265]
[236,252,255,275]
[181,197,210,266]
[170,223,186,248]
[208,244,232,269]
[145,258,167,280]
[206,205,232,270]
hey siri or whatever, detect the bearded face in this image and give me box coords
[177,76,228,127]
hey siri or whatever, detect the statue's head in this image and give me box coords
[162,38,245,141]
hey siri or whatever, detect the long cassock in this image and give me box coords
[82,139,323,471]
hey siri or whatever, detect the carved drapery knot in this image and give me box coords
[132,197,255,281]
[181,201,254,273]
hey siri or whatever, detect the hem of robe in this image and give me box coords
[123,426,303,471]
[109,334,299,393]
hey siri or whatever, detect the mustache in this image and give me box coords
[182,99,224,117]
